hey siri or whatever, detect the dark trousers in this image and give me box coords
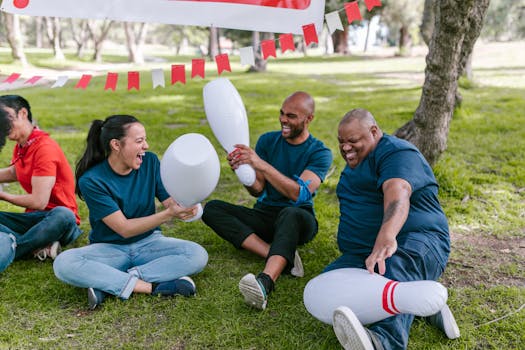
[202,200,318,266]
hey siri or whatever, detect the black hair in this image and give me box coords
[75,115,140,198]
[0,95,33,151]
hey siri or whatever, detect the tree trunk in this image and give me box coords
[124,22,148,64]
[35,17,43,48]
[208,26,219,60]
[3,13,28,66]
[420,0,436,46]
[394,0,490,165]
[331,27,350,55]
[44,17,65,60]
[88,20,114,63]
[248,31,267,72]
[70,19,90,58]
[364,19,371,52]
[398,25,411,56]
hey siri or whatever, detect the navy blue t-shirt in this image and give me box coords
[78,152,170,244]
[336,134,449,254]
[254,131,333,208]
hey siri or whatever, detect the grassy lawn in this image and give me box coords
[0,42,523,349]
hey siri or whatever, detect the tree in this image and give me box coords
[381,0,424,56]
[208,26,220,60]
[70,19,91,58]
[87,20,113,63]
[124,22,148,64]
[248,31,268,72]
[3,12,28,66]
[325,0,350,54]
[43,17,65,60]
[395,0,491,165]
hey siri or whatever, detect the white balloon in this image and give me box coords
[160,133,220,221]
[303,268,448,325]
[203,77,256,186]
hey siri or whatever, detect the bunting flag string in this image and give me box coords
[0,1,381,92]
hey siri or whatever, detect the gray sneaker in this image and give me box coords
[333,306,375,350]
[425,304,460,339]
[290,250,304,277]
[87,288,107,310]
[239,273,268,310]
[34,241,62,261]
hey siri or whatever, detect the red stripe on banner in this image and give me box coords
[128,71,140,91]
[171,64,186,84]
[3,73,20,84]
[364,0,382,11]
[261,39,277,59]
[24,76,42,85]
[382,281,397,315]
[192,59,205,79]
[279,33,295,53]
[215,54,231,75]
[302,23,318,46]
[172,0,311,10]
[389,281,401,314]
[344,1,362,23]
[75,74,92,89]
[104,72,118,91]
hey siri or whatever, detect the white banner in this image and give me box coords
[1,0,325,34]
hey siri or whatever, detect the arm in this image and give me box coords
[365,178,412,275]
[0,165,16,183]
[0,175,55,210]
[101,198,199,239]
[229,144,321,201]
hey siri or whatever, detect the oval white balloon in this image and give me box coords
[160,133,220,221]
[203,78,256,186]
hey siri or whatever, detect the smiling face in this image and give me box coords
[337,116,382,168]
[108,122,149,174]
[279,92,314,144]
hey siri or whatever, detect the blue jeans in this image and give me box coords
[53,231,208,299]
[323,231,450,350]
[0,207,82,273]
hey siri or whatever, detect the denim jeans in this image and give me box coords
[202,200,318,267]
[53,231,208,299]
[320,231,450,350]
[0,207,82,273]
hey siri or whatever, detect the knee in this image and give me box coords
[202,200,221,217]
[279,207,308,221]
[50,206,76,224]
[189,242,208,272]
[53,249,79,281]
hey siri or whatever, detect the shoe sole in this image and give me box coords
[178,276,197,296]
[441,304,461,339]
[49,241,62,260]
[290,250,304,277]
[239,273,267,310]
[333,306,374,350]
[87,288,100,310]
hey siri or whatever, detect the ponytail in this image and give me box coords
[75,115,140,198]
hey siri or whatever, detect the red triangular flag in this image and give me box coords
[215,54,231,75]
[345,1,362,23]
[128,71,140,91]
[3,73,20,84]
[192,59,205,79]
[171,64,186,84]
[24,76,42,85]
[302,23,318,46]
[364,0,382,11]
[75,74,92,89]
[261,39,276,60]
[279,33,295,53]
[104,72,118,91]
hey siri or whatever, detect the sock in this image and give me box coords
[256,272,275,295]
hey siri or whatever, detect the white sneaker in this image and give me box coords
[426,304,460,339]
[333,306,374,350]
[239,273,267,310]
[34,241,62,261]
[290,250,304,277]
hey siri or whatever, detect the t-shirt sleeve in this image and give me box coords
[306,146,333,182]
[255,133,269,161]
[31,142,60,177]
[152,153,170,202]
[376,147,430,192]
[79,176,121,222]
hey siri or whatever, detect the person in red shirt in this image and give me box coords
[0,95,81,273]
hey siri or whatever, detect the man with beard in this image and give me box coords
[202,91,332,310]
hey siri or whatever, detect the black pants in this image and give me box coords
[202,200,318,266]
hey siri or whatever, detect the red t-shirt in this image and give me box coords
[12,128,80,224]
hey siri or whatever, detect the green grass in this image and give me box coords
[0,44,524,349]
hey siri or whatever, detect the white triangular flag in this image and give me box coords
[240,46,255,66]
[51,75,69,88]
[325,11,344,34]
[151,68,165,89]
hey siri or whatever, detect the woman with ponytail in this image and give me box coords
[53,115,208,309]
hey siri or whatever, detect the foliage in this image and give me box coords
[0,44,523,349]
[481,0,525,40]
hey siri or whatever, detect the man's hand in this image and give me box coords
[365,234,398,275]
